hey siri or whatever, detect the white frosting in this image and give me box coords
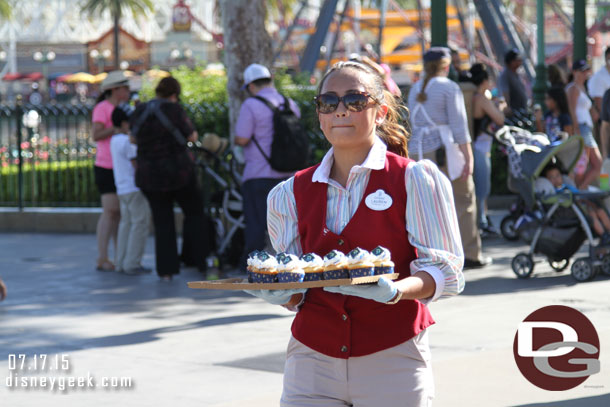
[323,250,347,268]
[300,253,324,269]
[251,251,278,269]
[346,247,373,265]
[279,254,304,272]
[370,246,392,263]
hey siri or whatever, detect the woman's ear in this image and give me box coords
[375,104,388,125]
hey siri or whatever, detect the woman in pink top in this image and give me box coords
[92,71,130,271]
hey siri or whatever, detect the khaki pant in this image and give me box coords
[421,150,483,261]
[116,190,150,270]
[281,330,434,407]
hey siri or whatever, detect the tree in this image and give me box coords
[0,0,11,19]
[81,0,153,70]
[220,0,272,142]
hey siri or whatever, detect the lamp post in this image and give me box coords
[33,50,56,93]
[532,0,547,107]
[431,0,447,47]
[90,49,111,74]
[573,0,587,62]
[169,45,193,64]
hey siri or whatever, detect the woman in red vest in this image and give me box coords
[247,61,465,406]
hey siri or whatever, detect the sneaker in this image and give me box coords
[464,256,493,269]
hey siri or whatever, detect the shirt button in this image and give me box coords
[342,314,348,321]
[338,239,344,245]
[341,345,348,353]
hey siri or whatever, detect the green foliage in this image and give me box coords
[0,160,99,206]
[80,0,153,19]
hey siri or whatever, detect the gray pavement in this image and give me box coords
[0,210,609,407]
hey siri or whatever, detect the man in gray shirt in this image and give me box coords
[498,49,529,113]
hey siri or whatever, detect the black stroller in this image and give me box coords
[494,126,610,282]
[189,139,244,271]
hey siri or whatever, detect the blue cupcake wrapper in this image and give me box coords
[247,270,254,283]
[303,272,324,281]
[323,268,350,280]
[349,267,375,278]
[374,266,394,275]
[277,271,305,283]
[252,272,277,283]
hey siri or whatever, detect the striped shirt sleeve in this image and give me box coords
[405,159,465,301]
[267,177,303,256]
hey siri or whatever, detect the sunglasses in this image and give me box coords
[314,92,379,114]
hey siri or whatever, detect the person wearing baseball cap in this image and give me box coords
[234,63,301,271]
[91,70,131,272]
[568,58,601,189]
[498,48,528,113]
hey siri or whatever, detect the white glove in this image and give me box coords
[323,276,397,303]
[243,288,306,305]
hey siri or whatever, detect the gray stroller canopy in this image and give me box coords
[494,127,584,210]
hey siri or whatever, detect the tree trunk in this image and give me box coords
[221,0,272,142]
[113,12,120,70]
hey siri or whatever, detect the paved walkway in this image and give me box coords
[0,211,609,406]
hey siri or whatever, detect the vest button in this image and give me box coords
[338,239,344,245]
[341,345,348,353]
[342,314,348,321]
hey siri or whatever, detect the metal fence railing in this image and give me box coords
[0,100,96,207]
[0,99,323,208]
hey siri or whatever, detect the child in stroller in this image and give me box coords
[542,163,610,245]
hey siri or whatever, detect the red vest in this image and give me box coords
[292,151,435,359]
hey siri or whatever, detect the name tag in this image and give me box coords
[365,189,392,211]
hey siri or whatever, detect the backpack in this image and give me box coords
[250,95,310,172]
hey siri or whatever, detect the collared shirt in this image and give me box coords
[407,77,471,155]
[235,87,301,182]
[267,137,465,302]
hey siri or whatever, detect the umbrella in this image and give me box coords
[144,69,170,79]
[63,72,96,83]
[93,72,107,84]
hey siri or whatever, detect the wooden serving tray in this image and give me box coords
[188,273,399,290]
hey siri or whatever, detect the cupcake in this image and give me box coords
[323,250,350,280]
[277,254,306,283]
[250,251,279,283]
[346,247,375,278]
[246,250,260,282]
[371,246,395,275]
[300,253,325,281]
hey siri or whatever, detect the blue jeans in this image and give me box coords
[473,147,491,228]
[240,177,286,269]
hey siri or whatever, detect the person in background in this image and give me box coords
[469,64,505,237]
[535,86,573,142]
[600,88,610,159]
[0,277,6,301]
[547,64,567,88]
[407,47,491,269]
[498,49,529,115]
[587,47,610,116]
[567,59,601,189]
[91,71,131,272]
[449,47,470,82]
[131,76,210,281]
[234,64,300,270]
[110,104,151,275]
[543,163,610,243]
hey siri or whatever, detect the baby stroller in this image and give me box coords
[189,137,245,270]
[494,126,610,282]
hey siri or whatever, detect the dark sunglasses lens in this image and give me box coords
[343,94,369,111]
[317,94,339,113]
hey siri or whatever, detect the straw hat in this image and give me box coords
[201,133,229,155]
[101,70,130,92]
